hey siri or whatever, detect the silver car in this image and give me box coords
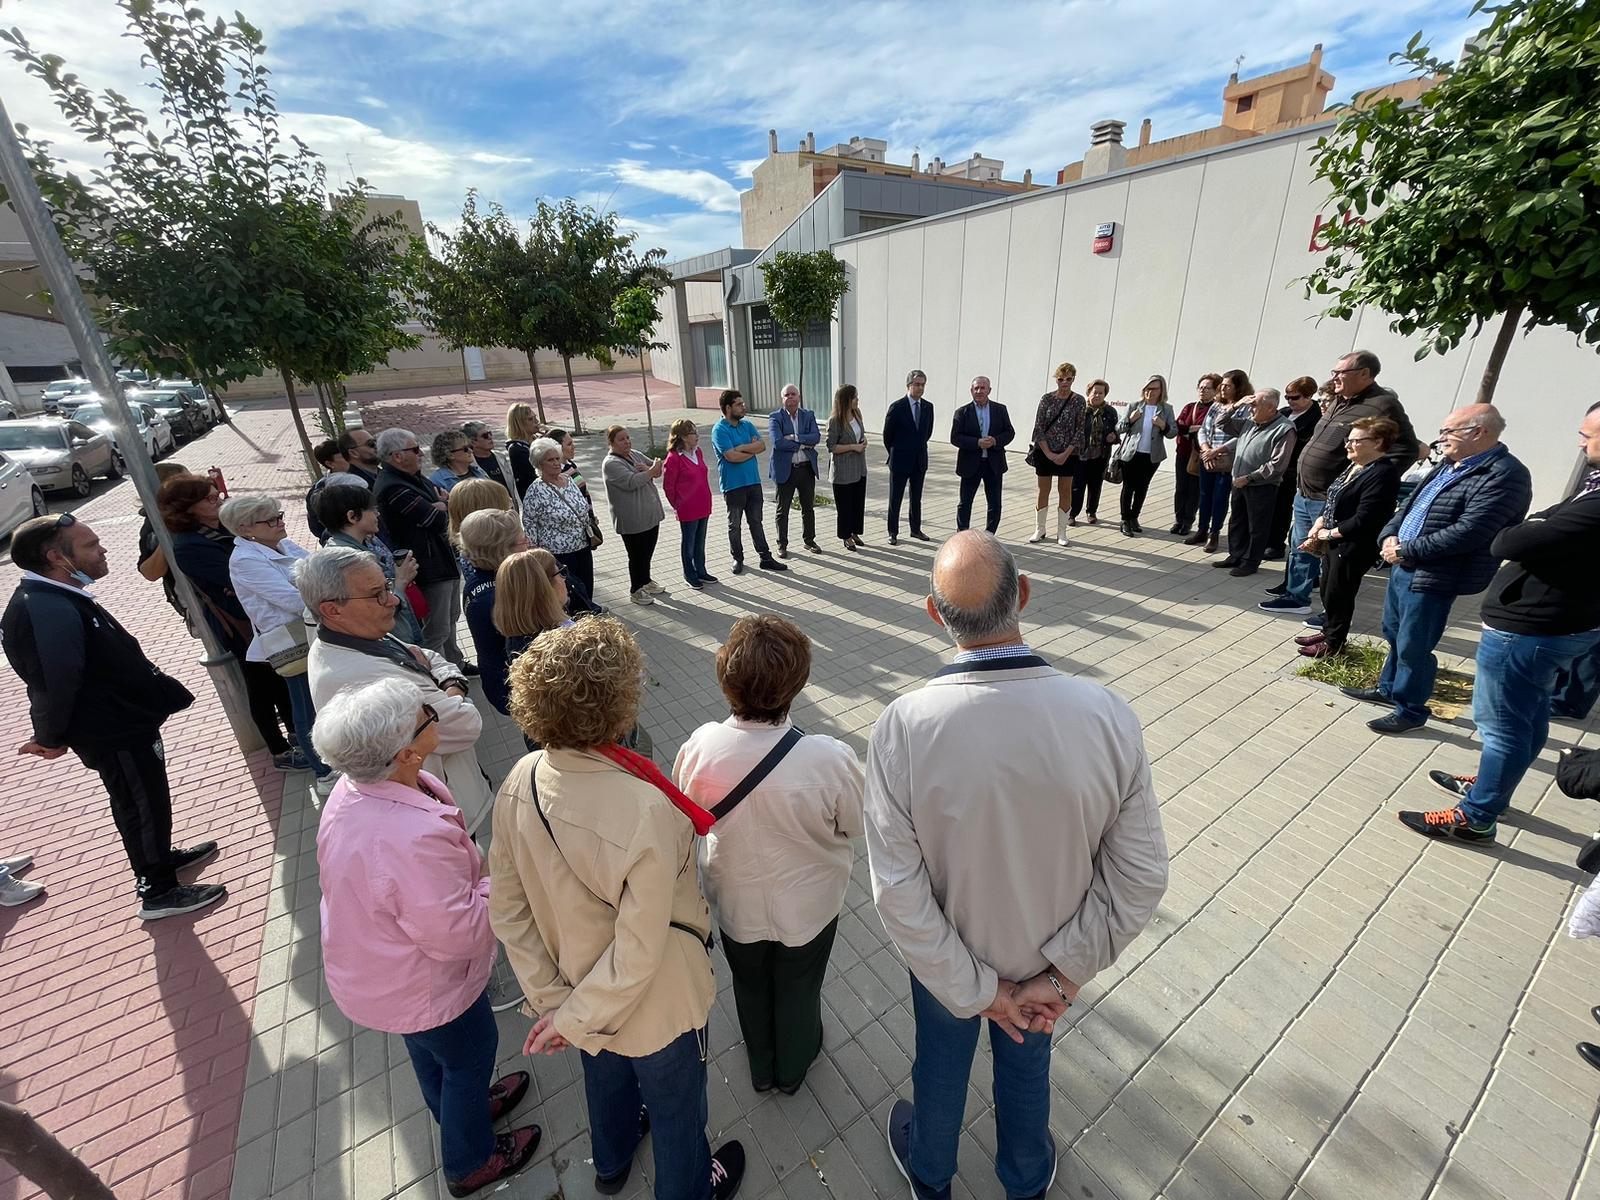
[74,400,176,461]
[157,378,225,423]
[0,449,47,538]
[41,378,92,415]
[0,418,123,497]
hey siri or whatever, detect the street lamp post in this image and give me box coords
[0,94,262,752]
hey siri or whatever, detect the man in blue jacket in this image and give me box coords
[2,515,226,920]
[1342,404,1532,734]
[769,383,823,558]
[883,369,935,545]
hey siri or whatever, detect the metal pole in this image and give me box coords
[0,94,263,753]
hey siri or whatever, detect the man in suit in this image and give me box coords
[951,376,1016,534]
[769,383,823,558]
[883,369,935,545]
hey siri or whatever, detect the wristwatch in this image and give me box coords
[1046,973,1070,1005]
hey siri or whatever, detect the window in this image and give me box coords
[1235,93,1255,113]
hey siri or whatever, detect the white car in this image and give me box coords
[41,378,92,414]
[157,378,224,424]
[0,449,47,538]
[74,400,176,460]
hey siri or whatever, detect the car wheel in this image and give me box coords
[29,488,45,518]
[70,464,91,498]
[107,451,126,480]
[0,404,15,420]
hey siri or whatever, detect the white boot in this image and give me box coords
[1027,507,1048,543]
[1056,509,1071,546]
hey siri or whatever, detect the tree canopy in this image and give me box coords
[758,249,850,402]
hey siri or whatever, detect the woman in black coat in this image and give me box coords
[1296,416,1403,658]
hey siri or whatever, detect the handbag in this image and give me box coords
[588,511,605,549]
[1105,456,1124,485]
[1186,447,1202,476]
[1024,397,1076,470]
[260,619,312,677]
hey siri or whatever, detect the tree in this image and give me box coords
[612,284,669,451]
[421,191,551,423]
[758,249,850,405]
[530,198,668,434]
[1303,0,1600,404]
[0,0,424,474]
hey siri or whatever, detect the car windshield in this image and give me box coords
[136,391,183,406]
[45,381,87,396]
[73,404,106,423]
[0,426,67,452]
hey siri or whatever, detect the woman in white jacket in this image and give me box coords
[221,495,335,793]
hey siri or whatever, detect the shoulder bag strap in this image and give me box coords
[710,726,804,822]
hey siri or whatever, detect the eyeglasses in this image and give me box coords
[396,445,421,454]
[1344,436,1375,445]
[349,582,397,603]
[50,512,77,530]
[1329,367,1368,377]
[1285,393,1306,402]
[1437,425,1482,438]
[254,512,286,525]
[387,704,440,764]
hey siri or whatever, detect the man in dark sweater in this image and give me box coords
[2,516,226,919]
[1400,402,1600,841]
[1261,350,1420,616]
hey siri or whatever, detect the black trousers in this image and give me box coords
[1267,475,1297,554]
[620,526,659,594]
[957,471,1003,533]
[1173,450,1201,529]
[1226,483,1278,566]
[75,738,178,897]
[1119,453,1158,521]
[1071,458,1108,518]
[721,917,838,1089]
[724,483,773,564]
[239,657,293,756]
[775,462,817,548]
[887,469,925,537]
[833,478,866,539]
[555,547,601,614]
[1319,543,1373,652]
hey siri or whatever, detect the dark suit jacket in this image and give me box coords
[951,401,1016,479]
[768,407,821,484]
[883,394,935,477]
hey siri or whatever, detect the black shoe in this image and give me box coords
[1590,1006,1600,1028]
[1579,1043,1600,1073]
[1397,807,1496,842]
[1303,613,1326,629]
[1369,711,1427,735]
[1229,565,1258,577]
[1262,547,1285,561]
[699,573,719,584]
[460,662,481,677]
[910,531,931,542]
[732,562,746,575]
[139,882,227,921]
[710,1141,746,1200]
[1182,532,1206,546]
[595,1108,651,1195]
[888,534,899,545]
[1120,522,1136,537]
[758,558,789,572]
[886,1100,916,1190]
[170,842,219,873]
[1341,686,1389,705]
[1212,559,1241,569]
[804,540,822,554]
[1428,770,1475,801]
[778,546,791,559]
[1264,582,1287,596]
[1129,520,1143,534]
[1168,523,1183,534]
[688,579,704,589]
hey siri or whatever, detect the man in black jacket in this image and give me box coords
[883,369,936,545]
[373,427,475,672]
[1401,401,1600,842]
[950,376,1016,534]
[338,427,382,486]
[2,516,226,919]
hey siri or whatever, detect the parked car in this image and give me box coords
[41,379,93,414]
[157,378,224,424]
[0,419,122,497]
[0,397,17,421]
[0,449,47,538]
[129,388,207,440]
[74,400,176,461]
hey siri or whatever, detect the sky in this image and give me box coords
[0,0,1484,262]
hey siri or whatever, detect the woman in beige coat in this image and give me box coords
[488,619,745,1200]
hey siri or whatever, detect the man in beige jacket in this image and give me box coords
[865,531,1168,1200]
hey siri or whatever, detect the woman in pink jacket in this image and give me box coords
[662,418,717,590]
[313,677,539,1198]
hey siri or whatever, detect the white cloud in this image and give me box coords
[466,150,537,165]
[615,209,743,260]
[626,140,655,151]
[611,159,741,213]
[727,157,765,180]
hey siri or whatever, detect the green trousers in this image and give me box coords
[720,917,839,1090]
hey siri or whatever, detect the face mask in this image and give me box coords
[69,569,95,587]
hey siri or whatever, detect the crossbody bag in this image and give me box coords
[1024,397,1076,469]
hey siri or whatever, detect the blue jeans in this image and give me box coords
[679,518,709,584]
[1283,493,1326,603]
[908,975,1053,1200]
[1553,639,1600,719]
[402,990,499,1181]
[581,1027,711,1200]
[1195,468,1232,537]
[1461,627,1600,825]
[1377,567,1459,722]
[283,672,331,778]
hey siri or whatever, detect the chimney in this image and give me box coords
[806,131,815,152]
[911,151,920,171]
[1089,120,1126,147]
[1082,120,1128,178]
[1138,118,1152,148]
[1310,41,1323,70]
[768,129,778,154]
[1022,168,1032,185]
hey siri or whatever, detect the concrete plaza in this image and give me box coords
[2,380,1597,1200]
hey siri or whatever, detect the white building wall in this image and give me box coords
[837,123,1600,506]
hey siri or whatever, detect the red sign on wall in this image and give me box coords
[1093,221,1116,255]
[1309,210,1366,252]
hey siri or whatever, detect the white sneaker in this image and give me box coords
[0,853,34,874]
[0,876,45,907]
[642,580,667,595]
[314,774,340,799]
[631,588,654,606]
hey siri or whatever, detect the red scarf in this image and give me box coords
[596,743,715,835]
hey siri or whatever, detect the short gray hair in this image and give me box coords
[930,535,1020,645]
[1254,388,1282,409]
[296,544,380,613]
[462,420,493,439]
[375,428,417,462]
[905,368,926,386]
[218,494,281,535]
[529,436,562,467]
[311,677,429,784]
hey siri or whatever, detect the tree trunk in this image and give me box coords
[460,348,470,397]
[562,354,581,434]
[280,369,318,480]
[1475,302,1525,405]
[796,326,806,404]
[0,1101,119,1199]
[314,379,332,436]
[524,350,547,425]
[638,349,655,451]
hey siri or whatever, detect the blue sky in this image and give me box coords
[4,0,1482,260]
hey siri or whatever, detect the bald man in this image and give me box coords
[864,532,1167,1200]
[1344,403,1532,735]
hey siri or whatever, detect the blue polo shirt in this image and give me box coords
[712,417,762,492]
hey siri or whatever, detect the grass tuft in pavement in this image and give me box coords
[1298,636,1474,718]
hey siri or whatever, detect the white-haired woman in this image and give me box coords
[520,436,602,615]
[221,494,334,793]
[314,678,540,1197]
[459,509,529,716]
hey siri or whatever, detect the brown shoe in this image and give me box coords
[1182,532,1206,546]
[447,1126,541,1197]
[1203,538,1219,553]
